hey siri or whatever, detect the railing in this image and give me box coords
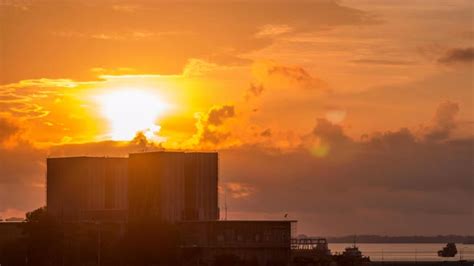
[291,238,329,250]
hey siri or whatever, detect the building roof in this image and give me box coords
[129,150,217,155]
[47,156,127,160]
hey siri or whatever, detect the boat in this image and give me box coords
[332,237,370,264]
[438,243,457,257]
[342,245,363,258]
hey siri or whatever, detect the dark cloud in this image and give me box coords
[245,83,265,101]
[267,65,313,84]
[438,47,474,64]
[0,116,20,142]
[260,128,272,138]
[219,103,473,235]
[220,135,473,235]
[246,61,326,100]
[254,61,328,91]
[194,105,235,145]
[424,101,460,141]
[313,118,350,145]
[207,105,235,126]
[351,59,416,66]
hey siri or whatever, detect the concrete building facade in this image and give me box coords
[47,151,219,223]
[128,151,186,222]
[184,152,219,221]
[47,157,128,221]
[127,151,219,222]
[179,220,295,266]
[46,151,295,266]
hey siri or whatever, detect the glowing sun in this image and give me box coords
[97,89,169,141]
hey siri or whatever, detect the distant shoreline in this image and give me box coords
[370,262,473,266]
[303,235,474,244]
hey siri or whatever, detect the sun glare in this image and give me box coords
[97,89,169,141]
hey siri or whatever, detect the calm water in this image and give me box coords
[329,243,474,261]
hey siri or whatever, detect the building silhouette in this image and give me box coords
[47,151,218,223]
[46,151,294,265]
[47,157,128,221]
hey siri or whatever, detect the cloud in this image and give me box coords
[221,139,473,235]
[256,24,292,37]
[268,64,313,84]
[0,79,80,121]
[0,140,45,215]
[207,105,235,126]
[245,83,265,100]
[438,47,474,64]
[260,128,272,138]
[313,118,351,145]
[252,60,327,90]
[182,59,219,77]
[192,105,236,146]
[219,103,473,235]
[225,182,256,199]
[324,109,346,124]
[0,116,20,143]
[1,0,369,84]
[1,100,473,235]
[351,59,416,66]
[424,101,460,141]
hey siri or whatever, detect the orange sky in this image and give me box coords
[0,0,473,235]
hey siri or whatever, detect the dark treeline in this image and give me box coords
[0,207,180,266]
[324,235,474,244]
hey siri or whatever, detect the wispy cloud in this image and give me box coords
[438,47,474,64]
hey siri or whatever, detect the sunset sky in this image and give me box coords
[0,0,473,236]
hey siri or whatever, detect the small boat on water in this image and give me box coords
[333,237,370,264]
[438,243,457,257]
[342,243,364,259]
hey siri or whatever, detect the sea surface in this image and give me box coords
[329,243,474,262]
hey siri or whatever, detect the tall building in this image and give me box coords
[184,152,219,221]
[127,151,219,222]
[45,152,295,265]
[47,151,219,223]
[47,157,128,221]
[128,151,186,222]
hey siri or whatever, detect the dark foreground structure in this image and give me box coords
[5,151,468,266]
[46,152,219,223]
[180,220,295,266]
[1,219,472,266]
[39,151,294,266]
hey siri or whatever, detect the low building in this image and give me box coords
[0,222,23,262]
[179,220,296,266]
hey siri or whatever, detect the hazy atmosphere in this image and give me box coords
[1,0,473,236]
